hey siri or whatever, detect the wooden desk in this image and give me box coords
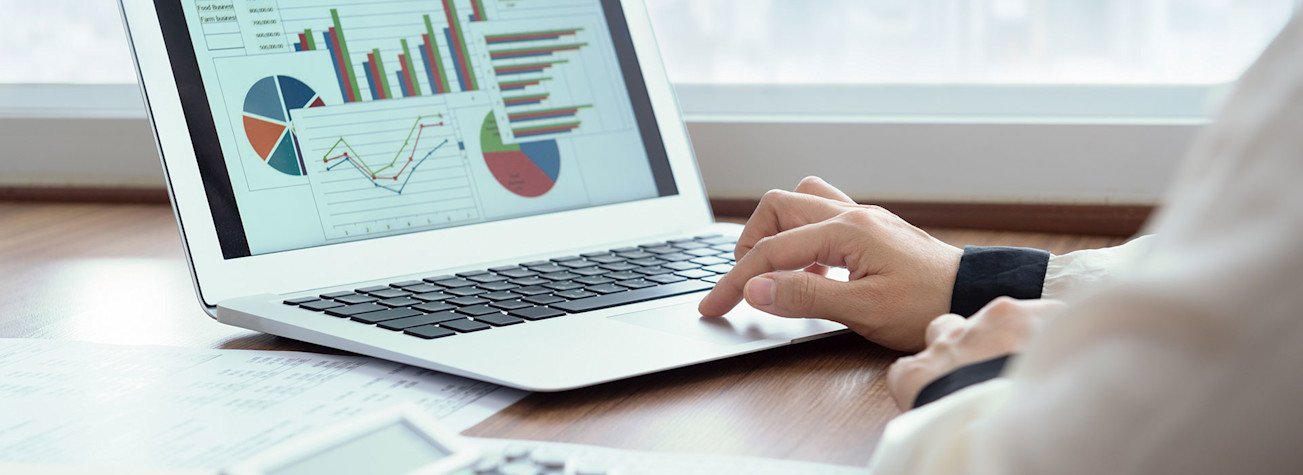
[0,202,1127,466]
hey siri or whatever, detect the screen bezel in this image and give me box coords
[122,0,713,307]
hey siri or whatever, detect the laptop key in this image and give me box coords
[325,303,387,317]
[664,261,701,271]
[379,312,465,330]
[616,251,652,260]
[321,290,355,299]
[554,289,597,300]
[422,275,455,283]
[455,270,490,278]
[468,274,508,284]
[448,296,490,306]
[413,291,454,302]
[668,237,696,244]
[703,264,734,274]
[520,260,552,267]
[475,313,525,327]
[477,281,518,291]
[703,275,723,284]
[586,255,625,264]
[550,255,583,262]
[356,285,390,293]
[541,271,581,281]
[690,256,731,266]
[676,269,716,279]
[511,285,551,296]
[333,293,378,304]
[390,280,425,288]
[543,281,584,291]
[616,279,657,289]
[456,305,503,316]
[633,266,673,276]
[559,260,599,269]
[431,278,476,288]
[496,268,537,279]
[442,319,492,333]
[671,241,709,250]
[300,300,344,311]
[610,246,640,253]
[368,289,411,299]
[628,258,665,266]
[490,299,534,310]
[413,302,457,313]
[658,253,695,262]
[551,280,714,314]
[701,236,734,245]
[599,262,638,272]
[645,247,680,255]
[404,324,457,339]
[524,295,566,305]
[528,264,566,274]
[378,297,421,308]
[509,277,550,286]
[574,276,613,286]
[446,287,487,297]
[352,307,422,325]
[399,284,444,294]
[509,306,566,321]
[586,283,627,294]
[685,248,723,257]
[571,267,608,277]
[284,296,319,305]
[647,274,687,284]
[489,265,520,272]
[605,271,642,281]
[481,291,520,301]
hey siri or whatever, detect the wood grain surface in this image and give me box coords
[0,202,1130,466]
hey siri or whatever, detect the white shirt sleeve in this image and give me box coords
[1041,235,1153,302]
[867,10,1303,475]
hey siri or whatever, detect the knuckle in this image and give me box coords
[786,273,819,312]
[797,176,824,188]
[761,189,789,204]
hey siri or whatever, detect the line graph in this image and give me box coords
[321,115,449,194]
[294,97,481,240]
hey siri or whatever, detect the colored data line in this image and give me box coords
[399,39,422,96]
[498,77,550,91]
[503,93,549,107]
[442,0,478,91]
[422,15,451,94]
[330,9,363,103]
[507,105,590,123]
[513,121,581,138]
[470,0,488,22]
[485,28,582,45]
[322,116,448,194]
[495,60,568,76]
[490,43,587,61]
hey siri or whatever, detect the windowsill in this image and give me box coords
[0,82,1212,204]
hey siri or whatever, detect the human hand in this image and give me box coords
[885,297,1067,410]
[697,177,963,351]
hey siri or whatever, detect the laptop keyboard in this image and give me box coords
[282,235,737,340]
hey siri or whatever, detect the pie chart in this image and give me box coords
[480,112,560,197]
[241,76,325,176]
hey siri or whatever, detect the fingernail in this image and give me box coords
[746,276,776,307]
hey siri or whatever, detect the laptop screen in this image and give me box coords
[153,0,678,259]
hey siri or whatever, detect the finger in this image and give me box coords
[734,189,853,262]
[793,176,855,204]
[925,314,966,347]
[743,270,866,321]
[700,221,845,317]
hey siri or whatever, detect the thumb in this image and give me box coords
[744,271,856,320]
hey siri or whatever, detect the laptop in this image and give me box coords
[120,0,846,391]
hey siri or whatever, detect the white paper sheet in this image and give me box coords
[0,339,528,470]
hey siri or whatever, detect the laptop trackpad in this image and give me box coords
[610,302,816,346]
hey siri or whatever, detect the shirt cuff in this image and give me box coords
[949,246,1051,317]
[912,354,1014,409]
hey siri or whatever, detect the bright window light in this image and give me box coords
[0,0,1293,86]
